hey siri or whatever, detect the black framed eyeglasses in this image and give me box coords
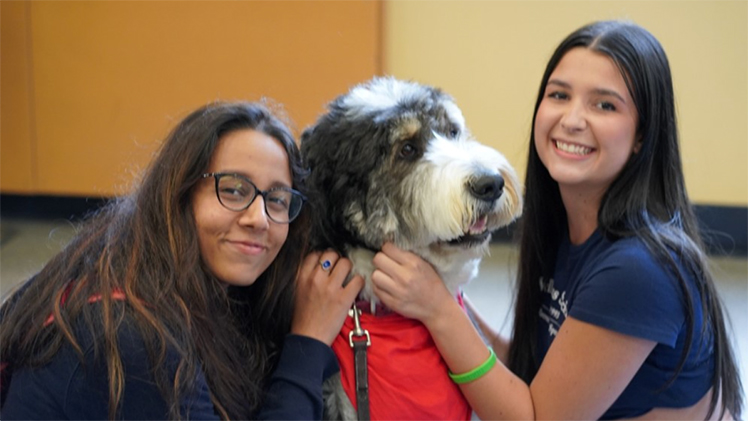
[202,173,306,224]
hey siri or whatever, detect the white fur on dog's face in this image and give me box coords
[302,77,523,304]
[341,77,443,120]
[399,131,521,250]
[344,126,523,300]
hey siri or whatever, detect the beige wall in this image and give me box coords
[1,1,381,197]
[3,1,745,205]
[384,1,747,207]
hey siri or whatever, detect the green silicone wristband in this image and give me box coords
[448,348,497,384]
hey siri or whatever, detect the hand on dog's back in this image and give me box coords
[292,250,364,346]
[371,242,453,324]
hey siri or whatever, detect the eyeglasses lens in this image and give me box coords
[216,175,302,223]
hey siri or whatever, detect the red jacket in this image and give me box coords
[331,302,471,420]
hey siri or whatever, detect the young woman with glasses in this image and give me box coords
[0,101,364,420]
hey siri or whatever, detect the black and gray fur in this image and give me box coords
[301,77,523,419]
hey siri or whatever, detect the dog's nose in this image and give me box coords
[469,174,504,202]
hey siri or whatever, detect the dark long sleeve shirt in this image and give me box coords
[1,316,339,420]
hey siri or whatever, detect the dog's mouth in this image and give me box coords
[445,215,491,247]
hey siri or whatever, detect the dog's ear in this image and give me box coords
[299,126,314,163]
[300,126,314,147]
[300,109,339,167]
[299,116,348,253]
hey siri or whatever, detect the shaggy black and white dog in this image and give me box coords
[300,77,523,420]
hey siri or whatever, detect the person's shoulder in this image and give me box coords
[68,305,184,383]
[572,234,689,344]
[605,232,649,254]
[605,233,697,280]
[578,232,687,301]
[71,304,145,350]
[72,306,195,419]
[599,234,665,273]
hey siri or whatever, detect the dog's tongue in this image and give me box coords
[469,215,487,233]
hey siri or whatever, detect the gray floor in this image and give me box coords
[1,215,746,387]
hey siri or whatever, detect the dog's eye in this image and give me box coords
[448,126,460,138]
[399,143,417,158]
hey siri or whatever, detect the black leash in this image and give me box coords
[348,304,371,421]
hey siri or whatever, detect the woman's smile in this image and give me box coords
[227,239,267,256]
[552,138,595,157]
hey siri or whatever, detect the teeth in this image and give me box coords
[555,140,592,155]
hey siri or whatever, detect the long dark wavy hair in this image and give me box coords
[507,21,743,419]
[0,101,310,419]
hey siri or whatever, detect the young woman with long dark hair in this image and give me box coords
[370,21,743,420]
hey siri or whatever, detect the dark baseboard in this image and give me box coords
[693,205,747,257]
[1,194,110,221]
[1,194,746,256]
[492,205,747,257]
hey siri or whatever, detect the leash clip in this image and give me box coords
[348,303,371,420]
[348,304,371,347]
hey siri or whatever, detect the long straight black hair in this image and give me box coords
[508,20,743,419]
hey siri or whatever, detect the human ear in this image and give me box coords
[632,135,643,154]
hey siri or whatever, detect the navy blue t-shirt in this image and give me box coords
[537,229,714,419]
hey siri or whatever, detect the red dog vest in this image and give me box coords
[331,302,471,420]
